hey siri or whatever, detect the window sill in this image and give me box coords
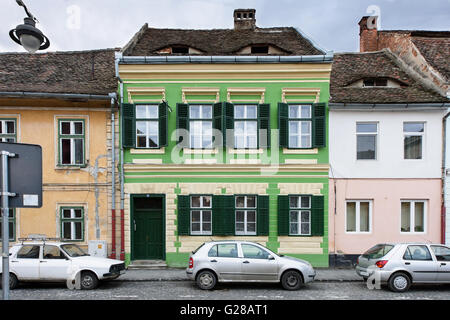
[228,148,263,154]
[130,148,165,154]
[283,148,318,154]
[183,148,218,154]
[55,165,86,170]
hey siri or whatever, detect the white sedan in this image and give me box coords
[0,240,125,290]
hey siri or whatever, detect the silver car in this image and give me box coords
[356,243,450,292]
[186,240,316,290]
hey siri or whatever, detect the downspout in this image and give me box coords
[115,51,126,261]
[442,111,450,245]
[109,92,117,259]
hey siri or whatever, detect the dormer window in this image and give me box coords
[251,45,269,54]
[363,78,388,87]
[171,46,189,54]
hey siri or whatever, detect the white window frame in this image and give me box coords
[59,120,85,166]
[235,195,257,235]
[234,104,258,149]
[403,122,425,160]
[189,104,213,149]
[289,195,311,236]
[190,195,212,235]
[356,122,378,160]
[345,200,372,234]
[0,119,16,142]
[136,104,159,149]
[288,105,312,149]
[400,200,427,234]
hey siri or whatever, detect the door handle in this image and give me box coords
[441,263,447,266]
[40,261,47,263]
[243,260,250,264]
[134,220,136,232]
[210,259,217,263]
[11,261,18,263]
[405,262,411,265]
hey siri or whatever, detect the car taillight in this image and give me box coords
[189,257,194,268]
[356,257,359,265]
[375,260,388,268]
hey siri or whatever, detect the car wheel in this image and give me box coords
[281,270,304,290]
[0,273,18,290]
[196,270,217,290]
[388,272,411,293]
[80,271,99,290]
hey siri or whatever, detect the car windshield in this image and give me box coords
[61,244,89,257]
[362,244,394,259]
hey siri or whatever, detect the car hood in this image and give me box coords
[71,256,123,266]
[280,255,312,266]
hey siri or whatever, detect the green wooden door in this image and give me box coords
[132,196,164,260]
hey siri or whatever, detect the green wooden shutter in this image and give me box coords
[312,103,326,148]
[121,103,136,148]
[277,195,289,235]
[177,195,190,235]
[257,195,269,236]
[213,102,223,148]
[278,103,289,148]
[176,103,189,146]
[258,104,270,148]
[212,195,235,236]
[159,101,168,147]
[224,102,234,148]
[311,195,324,236]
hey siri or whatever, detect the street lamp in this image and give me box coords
[9,0,50,53]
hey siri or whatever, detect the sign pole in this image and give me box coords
[1,151,15,301]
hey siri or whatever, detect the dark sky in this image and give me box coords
[1,0,449,53]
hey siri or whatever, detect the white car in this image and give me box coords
[0,239,125,290]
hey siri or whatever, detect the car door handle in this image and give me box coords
[40,261,47,263]
[405,262,411,265]
[243,261,250,264]
[441,263,447,266]
[210,259,217,263]
[11,261,18,263]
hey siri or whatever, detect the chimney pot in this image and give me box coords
[359,16,379,52]
[234,9,256,30]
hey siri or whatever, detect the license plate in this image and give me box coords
[360,271,369,276]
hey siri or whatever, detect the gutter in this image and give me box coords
[442,110,450,245]
[0,91,111,101]
[109,92,117,259]
[329,102,450,111]
[118,54,333,65]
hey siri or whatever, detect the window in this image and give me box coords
[0,119,16,142]
[17,245,40,259]
[346,200,371,233]
[289,196,311,235]
[356,122,377,160]
[43,245,67,259]
[235,196,257,235]
[431,246,450,261]
[404,122,424,160]
[251,45,269,54]
[189,105,213,149]
[288,105,312,148]
[403,245,432,261]
[136,105,159,148]
[241,244,270,259]
[0,208,15,241]
[208,243,238,258]
[190,196,212,235]
[172,46,189,54]
[362,244,394,259]
[363,78,388,87]
[61,207,84,241]
[234,105,258,149]
[59,120,85,165]
[401,200,426,233]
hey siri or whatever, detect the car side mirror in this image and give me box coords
[268,255,275,260]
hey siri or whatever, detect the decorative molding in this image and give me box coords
[283,148,318,154]
[282,87,321,103]
[227,87,265,103]
[127,87,166,104]
[181,87,220,104]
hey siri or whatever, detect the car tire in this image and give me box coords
[196,270,217,290]
[281,270,304,290]
[80,271,99,290]
[388,272,411,293]
[0,273,18,290]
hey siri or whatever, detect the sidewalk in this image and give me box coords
[115,267,362,282]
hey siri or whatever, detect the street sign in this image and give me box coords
[0,142,42,208]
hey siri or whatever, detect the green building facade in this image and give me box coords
[117,11,333,267]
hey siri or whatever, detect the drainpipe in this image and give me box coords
[115,51,126,261]
[109,93,117,259]
[442,111,450,245]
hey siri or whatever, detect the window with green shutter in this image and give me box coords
[121,102,168,149]
[0,208,15,241]
[278,102,326,149]
[278,194,324,236]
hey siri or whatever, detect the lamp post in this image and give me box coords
[9,0,50,53]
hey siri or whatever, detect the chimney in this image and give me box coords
[359,16,379,52]
[234,9,256,30]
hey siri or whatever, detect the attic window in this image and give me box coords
[172,46,189,54]
[363,78,388,87]
[251,45,269,54]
